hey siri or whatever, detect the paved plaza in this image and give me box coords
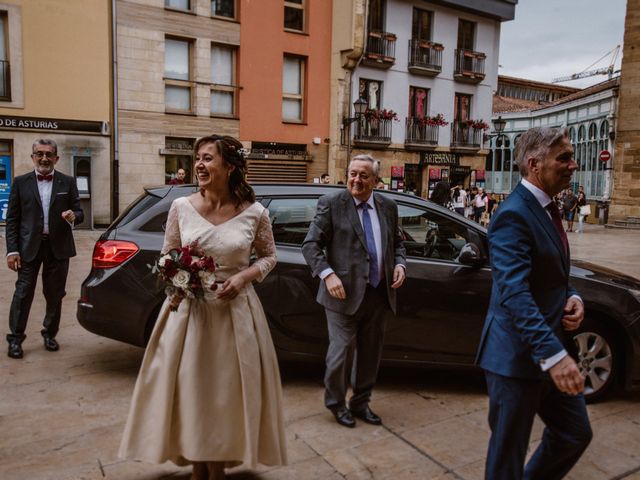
[1,224,640,480]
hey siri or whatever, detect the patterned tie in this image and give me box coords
[37,174,53,182]
[359,202,380,287]
[545,203,568,254]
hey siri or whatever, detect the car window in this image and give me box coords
[267,197,318,245]
[398,204,471,261]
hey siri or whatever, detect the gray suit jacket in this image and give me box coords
[302,189,406,315]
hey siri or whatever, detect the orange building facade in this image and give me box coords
[239,0,332,183]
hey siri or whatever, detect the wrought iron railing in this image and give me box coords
[408,39,443,72]
[405,117,439,145]
[451,121,483,148]
[354,117,393,144]
[365,30,397,62]
[454,49,486,77]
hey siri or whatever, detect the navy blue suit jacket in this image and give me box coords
[476,182,579,379]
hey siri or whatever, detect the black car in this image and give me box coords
[77,184,640,402]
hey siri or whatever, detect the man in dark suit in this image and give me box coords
[5,138,84,359]
[302,154,406,428]
[476,127,592,479]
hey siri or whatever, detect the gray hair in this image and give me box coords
[514,127,569,176]
[32,138,58,155]
[350,154,380,176]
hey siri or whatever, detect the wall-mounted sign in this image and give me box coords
[421,152,460,166]
[0,115,107,134]
[390,166,404,178]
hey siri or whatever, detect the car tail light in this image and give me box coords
[92,240,139,269]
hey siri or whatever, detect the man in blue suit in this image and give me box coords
[476,127,592,479]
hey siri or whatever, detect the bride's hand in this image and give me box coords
[169,291,185,309]
[217,274,247,301]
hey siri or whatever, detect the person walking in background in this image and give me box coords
[451,184,466,216]
[5,139,84,359]
[119,135,287,480]
[576,186,589,233]
[429,180,451,207]
[169,168,187,185]
[563,188,578,232]
[302,154,406,429]
[320,173,331,184]
[473,187,488,223]
[476,127,591,480]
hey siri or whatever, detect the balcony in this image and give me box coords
[0,60,10,101]
[454,49,486,83]
[451,121,482,150]
[405,117,439,149]
[407,39,443,77]
[353,117,393,148]
[362,30,396,69]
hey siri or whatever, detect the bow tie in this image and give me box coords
[37,174,53,182]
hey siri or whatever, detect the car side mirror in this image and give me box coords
[457,242,484,268]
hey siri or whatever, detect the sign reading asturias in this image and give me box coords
[0,115,105,133]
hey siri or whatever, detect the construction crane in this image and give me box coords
[552,45,621,83]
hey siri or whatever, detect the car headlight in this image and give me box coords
[630,289,640,303]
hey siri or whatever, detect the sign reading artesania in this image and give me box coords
[421,152,460,165]
[0,115,106,134]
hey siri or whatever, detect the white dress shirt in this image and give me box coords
[521,179,582,371]
[37,169,54,234]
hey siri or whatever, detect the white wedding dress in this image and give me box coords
[119,197,287,468]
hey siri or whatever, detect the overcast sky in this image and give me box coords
[499,0,627,88]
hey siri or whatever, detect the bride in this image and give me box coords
[119,135,287,480]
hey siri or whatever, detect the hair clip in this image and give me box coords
[238,148,249,156]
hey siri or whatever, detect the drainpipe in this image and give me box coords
[111,0,120,220]
[603,83,619,202]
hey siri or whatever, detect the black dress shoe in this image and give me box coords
[43,337,59,352]
[8,342,23,359]
[330,406,356,428]
[350,407,382,425]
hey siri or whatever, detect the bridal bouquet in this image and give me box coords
[150,242,218,311]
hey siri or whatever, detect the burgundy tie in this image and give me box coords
[37,174,53,182]
[545,203,568,254]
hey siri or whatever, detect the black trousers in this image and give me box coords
[7,237,70,344]
[323,283,391,412]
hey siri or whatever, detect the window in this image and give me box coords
[282,55,305,122]
[211,44,237,116]
[284,0,305,32]
[412,8,432,41]
[267,197,318,245]
[164,137,194,185]
[164,38,191,112]
[409,86,429,118]
[454,93,471,121]
[457,19,475,50]
[165,0,190,11]
[359,78,382,110]
[0,13,9,101]
[368,0,385,32]
[398,204,472,261]
[212,0,235,19]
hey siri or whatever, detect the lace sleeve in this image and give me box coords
[161,200,182,254]
[252,208,277,282]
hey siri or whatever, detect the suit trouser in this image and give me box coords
[7,237,69,344]
[484,371,592,480]
[324,283,391,411]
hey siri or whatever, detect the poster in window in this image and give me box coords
[0,155,11,223]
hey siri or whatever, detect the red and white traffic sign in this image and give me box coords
[599,150,611,162]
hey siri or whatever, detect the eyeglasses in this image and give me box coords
[32,151,57,159]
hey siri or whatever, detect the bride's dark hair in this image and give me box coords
[194,134,255,206]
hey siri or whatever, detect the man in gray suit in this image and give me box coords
[302,154,406,427]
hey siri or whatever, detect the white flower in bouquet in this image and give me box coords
[158,253,171,267]
[191,256,201,264]
[198,270,217,290]
[172,269,191,289]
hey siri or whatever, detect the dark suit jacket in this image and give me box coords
[5,170,84,262]
[476,182,579,379]
[302,189,406,315]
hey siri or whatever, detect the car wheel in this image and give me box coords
[572,319,617,402]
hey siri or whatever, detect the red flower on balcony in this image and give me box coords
[364,108,399,122]
[468,119,490,131]
[421,114,448,127]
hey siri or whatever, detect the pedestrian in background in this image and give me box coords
[477,127,591,480]
[429,180,451,207]
[563,188,578,232]
[451,184,466,216]
[5,139,84,359]
[473,187,488,223]
[320,173,331,184]
[169,168,187,185]
[576,186,589,233]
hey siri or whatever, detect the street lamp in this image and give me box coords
[344,98,368,168]
[485,115,507,146]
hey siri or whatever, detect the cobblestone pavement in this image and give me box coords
[1,224,639,480]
